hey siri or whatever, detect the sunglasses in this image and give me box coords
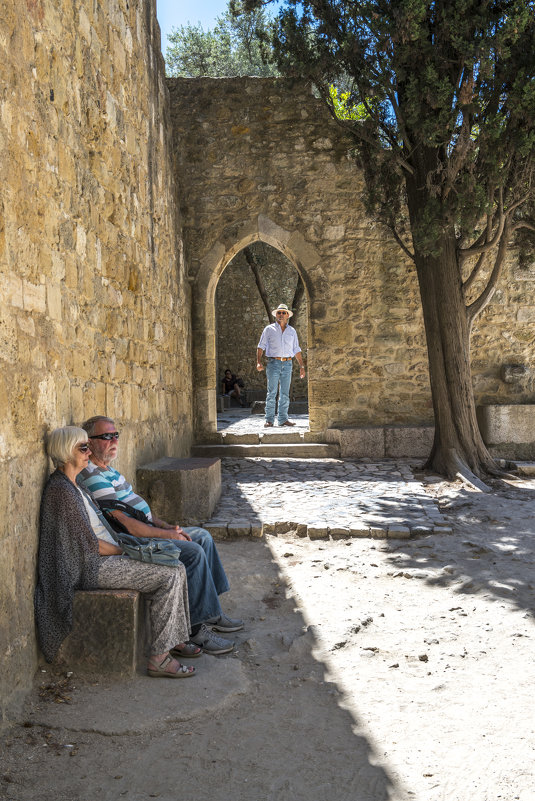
[276,311,289,315]
[77,443,91,453]
[89,432,120,441]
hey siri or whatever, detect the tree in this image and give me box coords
[165,1,278,77]
[240,0,535,485]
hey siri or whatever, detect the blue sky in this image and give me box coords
[156,0,231,48]
[156,0,282,50]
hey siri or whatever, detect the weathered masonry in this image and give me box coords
[0,0,191,724]
[168,77,535,441]
[2,5,535,724]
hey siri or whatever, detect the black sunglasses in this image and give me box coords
[89,432,120,441]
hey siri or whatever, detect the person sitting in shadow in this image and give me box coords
[222,369,246,407]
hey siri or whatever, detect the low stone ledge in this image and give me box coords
[56,590,143,676]
[326,425,435,458]
[137,457,221,526]
[385,426,434,458]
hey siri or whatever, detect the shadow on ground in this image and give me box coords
[0,539,405,801]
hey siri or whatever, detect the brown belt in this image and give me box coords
[268,357,292,361]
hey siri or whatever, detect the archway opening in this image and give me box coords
[215,241,308,428]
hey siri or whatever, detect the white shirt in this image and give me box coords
[77,487,117,545]
[257,322,301,358]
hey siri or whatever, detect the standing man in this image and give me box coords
[256,303,306,428]
[78,415,244,655]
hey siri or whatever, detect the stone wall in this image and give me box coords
[0,0,191,724]
[168,77,535,435]
[216,242,308,398]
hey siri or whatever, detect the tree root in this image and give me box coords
[446,448,491,492]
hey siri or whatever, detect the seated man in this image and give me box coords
[78,415,243,655]
[221,369,246,407]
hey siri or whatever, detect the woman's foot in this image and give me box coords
[170,642,203,658]
[147,654,196,678]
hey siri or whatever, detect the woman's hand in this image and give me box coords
[98,540,123,556]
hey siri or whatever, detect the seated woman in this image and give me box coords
[34,426,199,678]
[221,368,246,407]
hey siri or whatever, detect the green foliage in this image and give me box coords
[242,0,535,258]
[165,1,279,77]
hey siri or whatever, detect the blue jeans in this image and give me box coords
[179,527,230,626]
[265,358,293,424]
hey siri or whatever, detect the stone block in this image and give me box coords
[227,519,252,538]
[308,525,329,540]
[204,521,229,540]
[385,426,434,458]
[57,590,143,676]
[330,527,351,539]
[477,405,535,447]
[251,401,265,415]
[259,432,301,444]
[337,428,385,458]
[262,523,278,537]
[349,525,371,538]
[296,524,308,538]
[370,527,387,539]
[387,526,411,539]
[223,432,259,444]
[137,457,221,526]
[250,522,264,538]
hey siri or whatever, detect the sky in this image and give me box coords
[156,0,231,49]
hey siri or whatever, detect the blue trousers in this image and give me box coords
[265,358,293,424]
[179,527,230,626]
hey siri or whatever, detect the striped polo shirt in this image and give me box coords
[77,461,152,520]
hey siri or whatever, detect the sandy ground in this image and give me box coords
[1,470,535,801]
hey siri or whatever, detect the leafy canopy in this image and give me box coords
[241,0,535,259]
[165,0,279,77]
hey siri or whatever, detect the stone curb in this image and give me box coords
[203,521,453,541]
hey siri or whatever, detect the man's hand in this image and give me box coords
[164,525,192,542]
[109,510,192,541]
[299,366,306,378]
[256,362,264,372]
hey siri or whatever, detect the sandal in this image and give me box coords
[147,654,196,678]
[170,642,203,659]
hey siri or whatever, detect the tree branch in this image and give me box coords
[466,221,509,327]
[244,246,272,322]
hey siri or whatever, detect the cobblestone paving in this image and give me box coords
[205,454,450,539]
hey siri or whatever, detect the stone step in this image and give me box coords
[191,442,340,459]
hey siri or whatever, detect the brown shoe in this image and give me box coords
[280,420,295,426]
[264,421,274,427]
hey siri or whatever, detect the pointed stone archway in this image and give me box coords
[192,214,324,441]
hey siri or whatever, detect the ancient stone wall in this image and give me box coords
[168,77,535,435]
[216,243,308,398]
[0,0,191,723]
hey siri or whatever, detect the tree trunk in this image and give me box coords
[292,275,305,316]
[405,173,500,483]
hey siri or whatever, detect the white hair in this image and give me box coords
[47,426,88,468]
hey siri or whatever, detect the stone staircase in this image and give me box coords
[191,430,340,459]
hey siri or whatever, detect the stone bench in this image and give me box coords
[136,456,221,525]
[56,589,145,676]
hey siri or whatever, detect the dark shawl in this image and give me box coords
[34,470,100,661]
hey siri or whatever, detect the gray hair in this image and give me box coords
[82,415,115,436]
[47,426,88,468]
